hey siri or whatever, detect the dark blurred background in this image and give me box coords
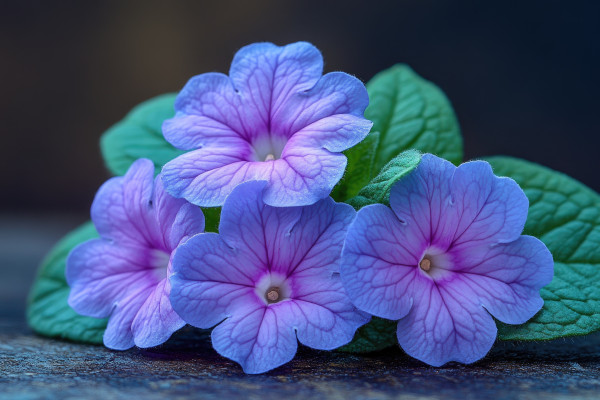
[1,1,599,317]
[2,0,600,214]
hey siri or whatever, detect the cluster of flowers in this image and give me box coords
[66,42,554,374]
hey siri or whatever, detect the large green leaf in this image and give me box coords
[366,64,463,170]
[331,132,380,202]
[486,156,600,340]
[100,93,185,176]
[27,221,108,344]
[340,150,421,353]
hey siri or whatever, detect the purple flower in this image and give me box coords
[170,181,370,374]
[161,41,372,207]
[340,154,554,366]
[66,159,205,349]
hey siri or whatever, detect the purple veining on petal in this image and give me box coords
[170,181,370,374]
[161,42,372,207]
[340,153,554,367]
[66,158,205,350]
[394,270,498,367]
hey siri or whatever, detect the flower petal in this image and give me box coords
[268,146,347,207]
[160,142,255,207]
[170,181,366,373]
[218,180,302,263]
[341,204,421,320]
[161,43,370,208]
[274,71,370,137]
[270,197,356,279]
[450,235,553,324]
[164,139,348,208]
[172,72,255,140]
[286,114,372,153]
[103,285,155,350]
[450,160,529,246]
[396,272,497,366]
[171,42,323,146]
[389,154,458,250]
[211,302,297,374]
[131,276,185,348]
[170,232,263,328]
[152,176,205,250]
[284,274,370,350]
[91,158,157,247]
[68,159,204,350]
[229,42,323,133]
[66,239,159,318]
[162,113,244,150]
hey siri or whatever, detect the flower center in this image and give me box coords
[149,249,170,281]
[266,287,281,303]
[255,273,290,305]
[418,248,452,280]
[419,257,432,272]
[251,135,287,161]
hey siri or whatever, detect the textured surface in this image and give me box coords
[2,214,600,399]
[2,321,600,400]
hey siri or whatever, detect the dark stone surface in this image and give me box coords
[1,321,600,400]
[1,215,600,399]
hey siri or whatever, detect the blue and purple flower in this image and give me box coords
[170,181,370,374]
[66,159,205,349]
[340,154,554,366]
[161,41,372,207]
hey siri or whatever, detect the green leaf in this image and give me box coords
[340,150,421,353]
[347,149,421,209]
[339,317,398,353]
[27,221,108,344]
[100,93,185,176]
[331,132,380,202]
[203,207,221,233]
[485,156,600,340]
[366,64,463,171]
